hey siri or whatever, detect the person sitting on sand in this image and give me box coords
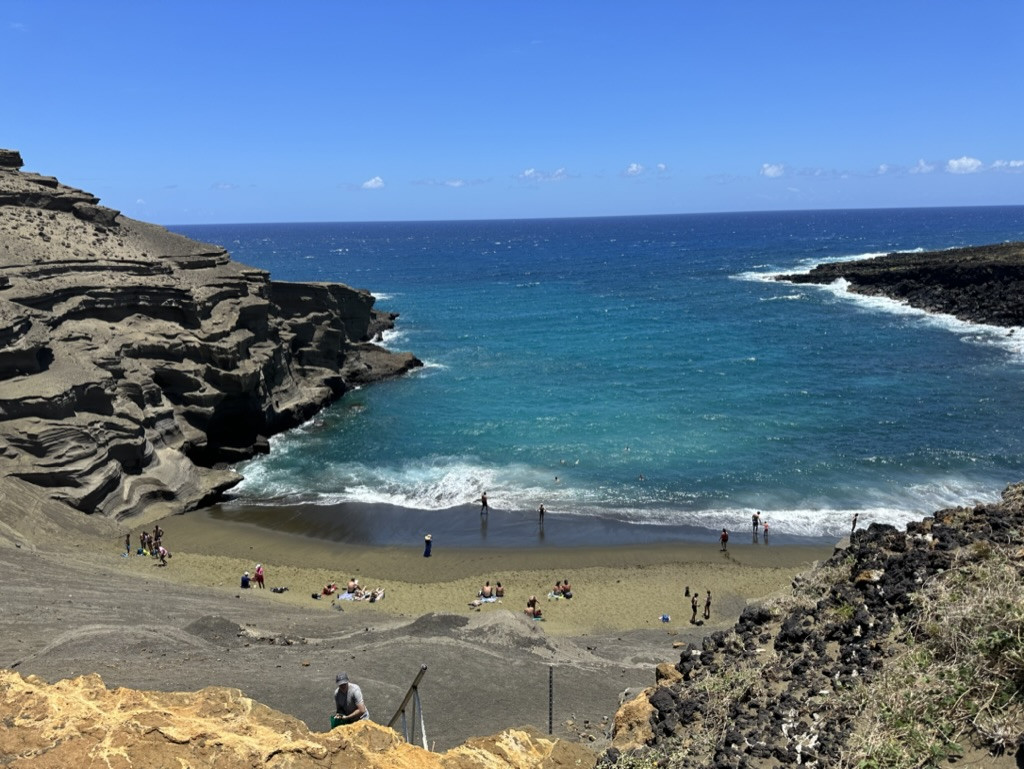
[480,581,494,598]
[524,595,542,619]
[549,580,563,599]
[241,571,251,589]
[495,581,505,598]
[560,578,572,599]
[322,582,339,596]
[346,578,359,594]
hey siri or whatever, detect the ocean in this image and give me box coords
[172,206,1024,547]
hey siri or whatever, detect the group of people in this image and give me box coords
[548,578,573,599]
[315,578,385,603]
[468,579,506,608]
[689,588,712,623]
[126,525,170,566]
[340,577,386,602]
[241,563,265,589]
[718,512,771,552]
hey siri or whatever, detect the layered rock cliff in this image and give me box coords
[776,241,1024,327]
[0,150,421,523]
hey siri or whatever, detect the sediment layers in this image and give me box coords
[0,149,421,523]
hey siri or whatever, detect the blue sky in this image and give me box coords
[5,2,1023,224]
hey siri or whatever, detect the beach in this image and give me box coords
[155,504,833,636]
[2,497,832,751]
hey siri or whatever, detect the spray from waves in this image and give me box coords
[228,451,1005,538]
[739,256,1024,363]
[809,278,1024,361]
[736,250,893,283]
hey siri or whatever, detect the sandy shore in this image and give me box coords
[141,506,834,637]
[3,495,834,750]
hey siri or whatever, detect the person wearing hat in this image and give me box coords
[240,571,250,589]
[331,672,369,727]
[423,533,432,558]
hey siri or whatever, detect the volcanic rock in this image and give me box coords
[0,150,421,524]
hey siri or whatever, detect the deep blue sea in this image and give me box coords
[172,207,1024,544]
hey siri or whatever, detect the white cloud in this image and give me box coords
[444,179,466,188]
[910,159,935,174]
[624,162,644,177]
[760,163,785,178]
[656,163,668,173]
[518,167,568,182]
[361,176,385,190]
[877,164,891,175]
[992,159,1024,172]
[945,156,982,174]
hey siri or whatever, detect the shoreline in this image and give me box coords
[148,504,835,637]
[199,498,838,549]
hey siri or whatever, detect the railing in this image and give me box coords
[387,664,429,750]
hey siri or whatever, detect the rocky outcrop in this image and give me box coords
[0,150,421,523]
[0,670,597,769]
[776,241,1024,327]
[603,484,1024,767]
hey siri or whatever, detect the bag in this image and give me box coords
[330,714,344,729]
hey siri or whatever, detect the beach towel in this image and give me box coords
[479,596,497,603]
[337,592,357,601]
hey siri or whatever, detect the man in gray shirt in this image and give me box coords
[333,672,369,726]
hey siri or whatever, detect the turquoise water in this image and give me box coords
[173,207,1024,542]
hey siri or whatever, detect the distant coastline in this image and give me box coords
[775,240,1024,328]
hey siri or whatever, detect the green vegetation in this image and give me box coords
[844,544,1024,768]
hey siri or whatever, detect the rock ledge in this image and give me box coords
[0,150,421,523]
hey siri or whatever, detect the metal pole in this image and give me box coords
[548,665,553,735]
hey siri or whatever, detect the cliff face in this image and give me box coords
[777,241,1024,327]
[0,150,421,522]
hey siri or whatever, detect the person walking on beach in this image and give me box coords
[423,533,432,557]
[690,592,699,623]
[719,528,729,551]
[703,590,712,620]
[478,492,489,515]
[124,532,131,555]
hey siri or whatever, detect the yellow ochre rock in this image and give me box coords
[0,670,596,769]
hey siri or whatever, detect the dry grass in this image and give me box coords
[841,543,1024,768]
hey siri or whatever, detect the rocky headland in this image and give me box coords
[776,241,1024,327]
[0,149,420,524]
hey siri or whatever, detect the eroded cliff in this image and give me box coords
[0,670,596,769]
[0,149,421,523]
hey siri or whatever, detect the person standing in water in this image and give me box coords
[423,533,432,557]
[478,491,489,515]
